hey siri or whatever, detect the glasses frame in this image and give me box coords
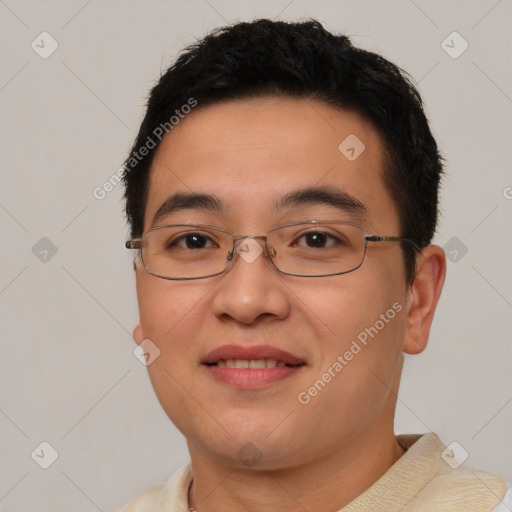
[125,220,406,280]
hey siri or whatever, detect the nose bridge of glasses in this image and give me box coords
[228,234,275,261]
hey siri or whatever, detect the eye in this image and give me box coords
[168,232,217,250]
[293,231,344,249]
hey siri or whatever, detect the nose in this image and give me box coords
[211,236,290,325]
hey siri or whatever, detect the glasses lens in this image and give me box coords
[141,225,232,279]
[268,222,365,276]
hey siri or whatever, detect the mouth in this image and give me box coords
[201,344,306,389]
[206,359,303,369]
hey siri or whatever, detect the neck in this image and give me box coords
[187,429,404,512]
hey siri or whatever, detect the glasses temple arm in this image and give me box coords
[125,240,142,249]
[365,235,403,242]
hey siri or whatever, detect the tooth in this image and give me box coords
[249,359,266,369]
[219,359,289,369]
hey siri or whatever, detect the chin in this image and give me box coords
[192,436,304,472]
[184,416,316,471]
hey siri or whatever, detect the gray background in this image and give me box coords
[0,0,510,510]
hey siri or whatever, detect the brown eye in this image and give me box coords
[292,231,343,248]
[168,233,217,250]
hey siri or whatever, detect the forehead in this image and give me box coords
[144,96,399,232]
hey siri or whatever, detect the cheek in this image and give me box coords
[136,277,211,395]
[301,270,407,394]
[136,277,211,429]
[136,275,210,341]
[296,281,406,435]
[300,269,405,338]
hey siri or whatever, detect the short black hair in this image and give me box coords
[122,18,443,283]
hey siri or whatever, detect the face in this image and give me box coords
[133,96,412,470]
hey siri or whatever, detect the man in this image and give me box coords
[120,19,510,511]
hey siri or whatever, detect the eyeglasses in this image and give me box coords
[125,221,405,280]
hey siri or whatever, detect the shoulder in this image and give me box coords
[490,484,512,512]
[119,463,192,512]
[397,433,509,511]
[420,467,509,511]
[119,482,167,512]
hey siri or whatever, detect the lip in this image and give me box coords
[201,344,306,389]
[202,344,305,366]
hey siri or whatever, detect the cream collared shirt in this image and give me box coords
[121,433,510,511]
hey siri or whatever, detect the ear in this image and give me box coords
[403,245,446,355]
[133,322,145,346]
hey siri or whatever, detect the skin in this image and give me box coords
[132,96,446,511]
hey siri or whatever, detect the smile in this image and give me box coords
[201,343,306,388]
[208,359,301,368]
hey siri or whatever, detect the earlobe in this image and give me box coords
[133,323,145,345]
[403,245,446,355]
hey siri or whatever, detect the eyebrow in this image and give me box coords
[150,186,366,227]
[275,186,366,217]
[151,192,224,227]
